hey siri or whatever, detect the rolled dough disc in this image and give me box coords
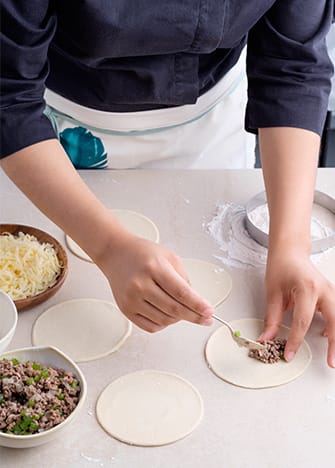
[181,258,232,307]
[65,209,160,262]
[32,299,131,362]
[205,318,312,389]
[96,370,203,446]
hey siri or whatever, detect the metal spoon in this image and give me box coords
[212,314,265,351]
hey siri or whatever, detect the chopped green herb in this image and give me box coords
[40,370,50,379]
[29,422,39,432]
[13,424,21,435]
[34,374,41,383]
[57,393,64,401]
[233,330,241,337]
[11,358,20,366]
[20,415,33,431]
[32,363,41,371]
[11,414,40,435]
[27,399,35,408]
[70,380,77,388]
[25,377,33,385]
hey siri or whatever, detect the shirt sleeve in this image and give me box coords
[0,1,57,158]
[245,0,334,136]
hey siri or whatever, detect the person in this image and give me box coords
[1,1,335,367]
[327,22,335,112]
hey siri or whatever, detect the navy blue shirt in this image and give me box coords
[1,0,334,158]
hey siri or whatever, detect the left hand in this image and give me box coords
[259,248,335,367]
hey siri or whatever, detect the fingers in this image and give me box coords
[128,297,211,333]
[145,285,213,326]
[152,260,214,318]
[327,334,335,369]
[258,295,285,342]
[322,327,328,337]
[320,296,335,368]
[284,289,317,362]
[132,313,165,334]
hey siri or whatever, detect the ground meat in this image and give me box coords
[248,339,287,364]
[0,358,80,435]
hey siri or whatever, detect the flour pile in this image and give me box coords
[248,203,335,241]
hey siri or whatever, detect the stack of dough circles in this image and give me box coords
[181,258,232,307]
[65,209,160,262]
[32,299,131,362]
[205,318,312,389]
[96,370,203,446]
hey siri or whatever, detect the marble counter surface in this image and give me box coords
[1,168,335,468]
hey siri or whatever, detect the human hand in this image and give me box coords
[97,233,214,332]
[259,249,335,367]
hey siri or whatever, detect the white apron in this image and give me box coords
[45,49,255,169]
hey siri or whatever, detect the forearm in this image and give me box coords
[0,140,131,263]
[259,127,320,255]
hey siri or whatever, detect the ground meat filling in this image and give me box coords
[248,339,287,364]
[0,358,80,435]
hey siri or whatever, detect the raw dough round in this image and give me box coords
[65,209,160,262]
[96,370,203,446]
[32,299,131,362]
[181,258,232,307]
[205,318,312,389]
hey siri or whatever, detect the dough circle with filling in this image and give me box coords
[32,299,131,362]
[66,209,160,262]
[96,370,203,446]
[205,318,312,389]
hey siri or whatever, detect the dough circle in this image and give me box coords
[32,299,131,362]
[96,370,203,446]
[205,318,312,389]
[181,258,232,307]
[65,209,160,262]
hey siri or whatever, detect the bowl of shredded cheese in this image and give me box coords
[0,225,68,311]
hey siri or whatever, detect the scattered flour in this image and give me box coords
[80,453,104,466]
[207,202,335,270]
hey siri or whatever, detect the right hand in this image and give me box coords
[97,234,214,332]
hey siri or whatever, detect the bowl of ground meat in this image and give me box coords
[0,346,87,448]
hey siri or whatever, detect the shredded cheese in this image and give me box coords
[0,232,62,300]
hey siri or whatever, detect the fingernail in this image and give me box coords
[203,317,213,326]
[330,358,335,368]
[285,351,295,362]
[203,308,214,318]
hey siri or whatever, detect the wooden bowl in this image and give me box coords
[0,224,68,311]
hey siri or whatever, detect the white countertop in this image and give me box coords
[1,168,335,468]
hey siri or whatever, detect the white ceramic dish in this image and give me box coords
[0,291,18,353]
[0,346,87,448]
